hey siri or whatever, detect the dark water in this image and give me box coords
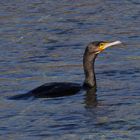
[0,0,140,139]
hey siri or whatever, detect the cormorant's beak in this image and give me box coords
[96,41,122,54]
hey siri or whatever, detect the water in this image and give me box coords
[0,0,140,139]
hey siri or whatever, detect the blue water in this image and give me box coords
[0,0,140,139]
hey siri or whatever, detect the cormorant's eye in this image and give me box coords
[99,43,104,47]
[99,43,105,50]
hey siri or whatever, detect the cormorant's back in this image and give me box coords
[9,82,81,100]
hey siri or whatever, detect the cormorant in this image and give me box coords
[10,41,121,99]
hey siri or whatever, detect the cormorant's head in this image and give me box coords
[86,41,122,55]
[83,40,122,88]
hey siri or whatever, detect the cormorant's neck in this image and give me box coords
[83,53,97,88]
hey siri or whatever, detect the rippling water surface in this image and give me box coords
[0,0,140,139]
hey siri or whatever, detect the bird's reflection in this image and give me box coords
[84,87,97,108]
